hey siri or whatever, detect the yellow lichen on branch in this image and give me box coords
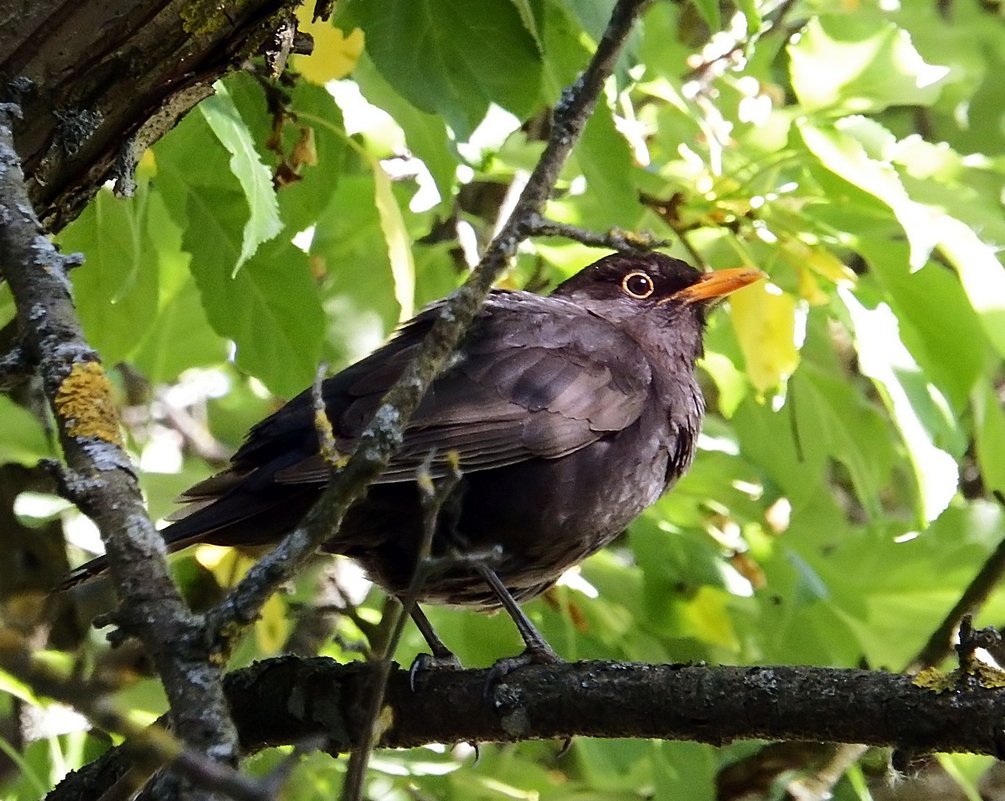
[54,361,123,446]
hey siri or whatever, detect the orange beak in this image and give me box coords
[668,267,766,304]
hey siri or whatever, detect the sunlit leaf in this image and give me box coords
[729,281,802,395]
[200,84,282,273]
[352,55,455,211]
[860,238,988,412]
[789,16,950,113]
[372,161,415,321]
[839,288,959,523]
[935,215,1005,360]
[798,119,940,269]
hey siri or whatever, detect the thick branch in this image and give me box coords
[0,106,238,800]
[49,656,1005,801]
[0,0,301,230]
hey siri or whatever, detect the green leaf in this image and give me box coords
[311,175,404,367]
[131,190,228,382]
[838,288,959,523]
[184,193,325,395]
[653,741,716,801]
[199,84,283,273]
[935,215,1005,360]
[371,150,415,322]
[974,377,1005,499]
[258,77,350,232]
[59,187,159,365]
[861,238,988,412]
[155,111,325,393]
[689,0,720,33]
[798,119,941,269]
[0,397,51,464]
[794,365,892,518]
[562,101,643,228]
[336,0,543,139]
[789,15,950,114]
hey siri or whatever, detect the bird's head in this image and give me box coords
[552,252,765,358]
[552,252,763,316]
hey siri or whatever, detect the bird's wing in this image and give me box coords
[235,292,654,488]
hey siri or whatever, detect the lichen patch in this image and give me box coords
[54,361,124,446]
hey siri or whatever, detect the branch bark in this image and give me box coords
[49,656,1005,801]
[0,105,238,801]
[0,0,302,231]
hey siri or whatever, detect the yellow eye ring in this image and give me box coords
[621,271,655,299]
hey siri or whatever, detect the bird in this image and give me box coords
[62,252,763,669]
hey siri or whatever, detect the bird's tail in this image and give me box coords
[56,484,322,591]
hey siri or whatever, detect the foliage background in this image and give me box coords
[2,0,1005,798]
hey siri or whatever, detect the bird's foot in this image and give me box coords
[484,640,562,698]
[408,649,463,692]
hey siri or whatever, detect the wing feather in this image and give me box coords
[183,291,653,496]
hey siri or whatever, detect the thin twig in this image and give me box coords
[909,530,1005,673]
[341,453,463,801]
[525,214,670,253]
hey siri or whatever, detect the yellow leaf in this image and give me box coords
[255,592,290,654]
[294,9,364,85]
[781,237,857,286]
[730,281,801,394]
[373,165,415,321]
[195,545,257,587]
[796,265,829,306]
[679,587,739,651]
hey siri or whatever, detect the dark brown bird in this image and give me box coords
[63,253,762,667]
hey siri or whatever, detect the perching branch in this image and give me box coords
[47,656,1005,801]
[0,104,239,801]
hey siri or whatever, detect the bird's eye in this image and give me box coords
[621,271,655,299]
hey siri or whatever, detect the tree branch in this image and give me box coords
[0,0,303,230]
[48,656,1005,801]
[204,0,656,646]
[0,104,238,801]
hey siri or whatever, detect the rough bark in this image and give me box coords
[49,656,1005,801]
[0,0,301,231]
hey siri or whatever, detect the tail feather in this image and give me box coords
[56,484,322,591]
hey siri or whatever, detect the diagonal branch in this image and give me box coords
[0,104,238,801]
[205,0,656,645]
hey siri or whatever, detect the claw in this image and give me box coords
[408,649,463,692]
[484,641,562,699]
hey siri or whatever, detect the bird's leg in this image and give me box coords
[407,604,462,690]
[475,563,561,682]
